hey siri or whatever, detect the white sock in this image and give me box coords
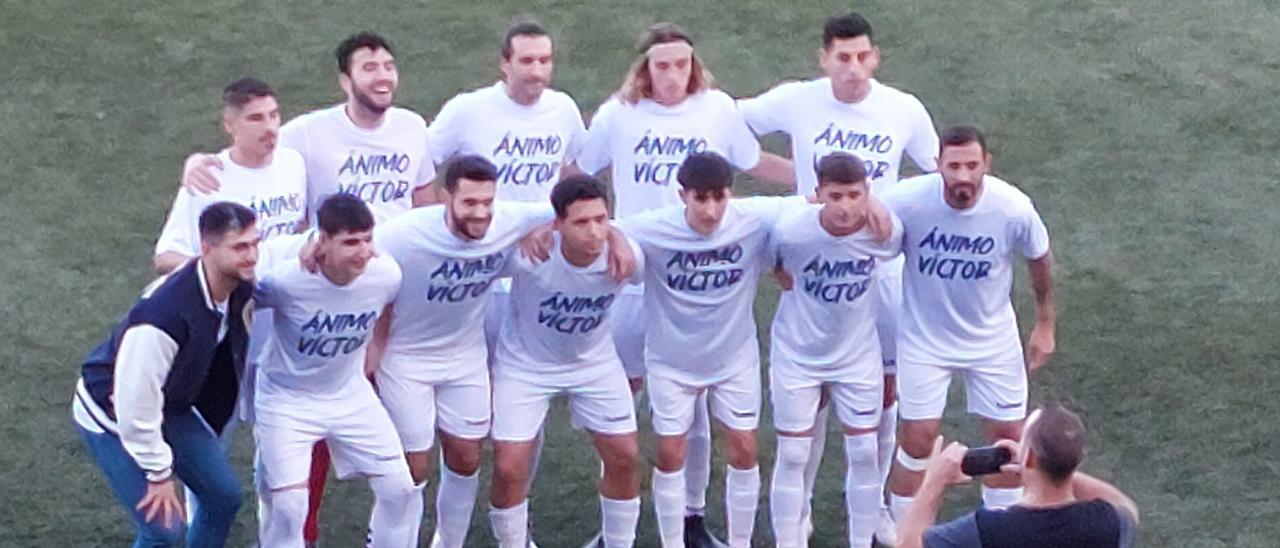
[685,395,712,515]
[652,468,686,547]
[769,436,811,548]
[488,500,528,548]
[844,433,880,548]
[889,493,914,523]
[367,473,418,548]
[725,465,760,548]
[407,482,426,548]
[258,487,307,548]
[802,404,830,517]
[601,496,640,548]
[435,466,478,548]
[878,403,898,490]
[981,486,1024,510]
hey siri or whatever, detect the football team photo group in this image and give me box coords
[62,8,1150,548]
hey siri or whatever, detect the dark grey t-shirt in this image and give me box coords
[925,500,1138,548]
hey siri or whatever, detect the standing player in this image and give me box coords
[767,153,902,548]
[576,24,792,546]
[618,153,806,548]
[738,12,939,540]
[180,32,437,545]
[252,194,416,548]
[370,155,634,548]
[72,203,258,547]
[487,176,642,548]
[880,126,1056,522]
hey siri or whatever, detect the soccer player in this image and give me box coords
[880,126,1056,523]
[575,24,792,545]
[617,152,807,548]
[183,31,436,223]
[738,12,940,540]
[252,194,417,548]
[369,155,633,548]
[180,32,437,544]
[154,77,306,274]
[767,153,902,548]
[487,176,642,548]
[72,202,259,547]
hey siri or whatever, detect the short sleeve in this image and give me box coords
[738,83,795,136]
[504,201,556,234]
[577,100,617,175]
[923,512,982,548]
[904,96,939,172]
[154,189,201,257]
[374,214,416,264]
[563,100,589,165]
[253,272,282,310]
[1014,202,1051,260]
[425,98,464,166]
[278,117,309,159]
[722,96,762,171]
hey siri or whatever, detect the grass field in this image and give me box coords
[4,0,1280,546]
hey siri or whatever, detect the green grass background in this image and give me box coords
[3,0,1279,546]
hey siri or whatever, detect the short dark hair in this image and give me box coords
[551,175,610,218]
[823,12,875,48]
[1028,405,1087,486]
[939,125,988,155]
[817,153,868,186]
[677,152,735,193]
[222,77,275,110]
[199,202,256,244]
[443,154,499,194]
[317,194,374,235]
[335,32,394,75]
[502,20,550,59]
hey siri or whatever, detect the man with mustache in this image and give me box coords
[738,13,940,543]
[368,155,634,548]
[880,126,1056,528]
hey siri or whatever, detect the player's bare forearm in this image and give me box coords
[412,183,444,207]
[153,252,190,275]
[364,304,393,379]
[1029,252,1056,328]
[605,226,636,282]
[746,152,796,190]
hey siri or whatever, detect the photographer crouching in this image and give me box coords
[898,405,1140,547]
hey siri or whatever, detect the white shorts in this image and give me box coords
[376,359,492,452]
[485,290,510,365]
[874,257,903,375]
[897,360,1027,422]
[254,385,409,490]
[647,366,760,436]
[769,362,883,433]
[611,293,646,379]
[491,366,637,442]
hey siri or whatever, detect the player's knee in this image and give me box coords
[724,432,758,469]
[655,437,687,472]
[774,435,811,472]
[600,439,640,477]
[370,473,416,504]
[442,442,482,476]
[406,452,432,485]
[984,420,1023,443]
[199,479,244,515]
[844,433,878,473]
[492,453,530,487]
[899,422,939,457]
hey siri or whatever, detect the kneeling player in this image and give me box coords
[253,195,417,547]
[768,154,901,548]
[488,176,643,548]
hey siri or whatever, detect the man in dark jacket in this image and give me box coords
[72,201,258,547]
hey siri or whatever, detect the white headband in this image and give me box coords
[646,41,694,58]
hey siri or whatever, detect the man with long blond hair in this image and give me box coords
[577,22,792,548]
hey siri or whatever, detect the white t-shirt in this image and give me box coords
[739,78,938,197]
[280,105,435,224]
[155,148,307,256]
[881,174,1050,366]
[253,255,401,399]
[618,196,803,384]
[426,82,587,203]
[373,202,554,376]
[578,90,762,219]
[770,205,903,372]
[493,235,643,384]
